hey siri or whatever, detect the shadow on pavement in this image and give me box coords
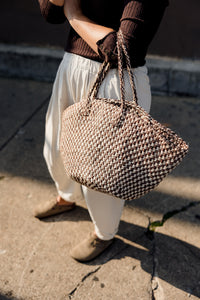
[40,205,200,298]
[41,205,91,223]
[0,78,200,298]
[117,222,200,298]
[0,294,18,300]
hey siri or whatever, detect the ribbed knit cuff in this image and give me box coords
[96,31,118,64]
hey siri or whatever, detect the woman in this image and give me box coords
[35,0,169,262]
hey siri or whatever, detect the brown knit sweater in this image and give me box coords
[38,0,169,67]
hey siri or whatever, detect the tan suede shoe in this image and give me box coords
[34,198,75,219]
[70,232,114,262]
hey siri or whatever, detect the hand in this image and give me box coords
[64,0,82,20]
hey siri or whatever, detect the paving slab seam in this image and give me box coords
[150,232,158,300]
[67,243,131,299]
[124,201,157,298]
[0,94,50,152]
[68,266,101,299]
[113,233,154,299]
[141,217,157,300]
[67,232,148,299]
[145,200,200,300]
[121,206,155,299]
[148,201,200,232]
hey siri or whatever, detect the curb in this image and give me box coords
[147,55,200,97]
[0,44,200,97]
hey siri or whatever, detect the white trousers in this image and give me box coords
[44,52,151,240]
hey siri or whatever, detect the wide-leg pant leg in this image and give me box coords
[43,52,151,240]
[43,54,83,203]
[82,186,125,240]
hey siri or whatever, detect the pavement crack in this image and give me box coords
[68,266,101,299]
[145,200,200,299]
[147,201,199,232]
[148,223,157,300]
[145,217,160,300]
[148,228,162,300]
[67,243,130,299]
[0,94,50,152]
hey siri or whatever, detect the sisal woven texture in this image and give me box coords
[60,31,189,201]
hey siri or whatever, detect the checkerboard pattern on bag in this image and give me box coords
[60,31,189,201]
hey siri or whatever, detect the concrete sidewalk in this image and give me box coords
[0,77,200,300]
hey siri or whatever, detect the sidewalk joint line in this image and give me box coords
[68,266,101,299]
[145,217,159,300]
[147,201,200,232]
[0,94,51,152]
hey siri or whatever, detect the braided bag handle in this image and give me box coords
[117,30,138,106]
[83,30,138,120]
[81,60,111,115]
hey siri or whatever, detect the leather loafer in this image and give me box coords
[70,232,114,262]
[34,198,75,219]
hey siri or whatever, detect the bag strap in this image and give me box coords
[117,30,138,106]
[87,60,111,103]
[83,30,138,118]
[80,61,111,116]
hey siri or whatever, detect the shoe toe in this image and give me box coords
[70,233,113,262]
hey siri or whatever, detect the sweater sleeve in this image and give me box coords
[96,0,169,64]
[38,0,66,24]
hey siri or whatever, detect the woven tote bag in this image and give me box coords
[60,30,189,201]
